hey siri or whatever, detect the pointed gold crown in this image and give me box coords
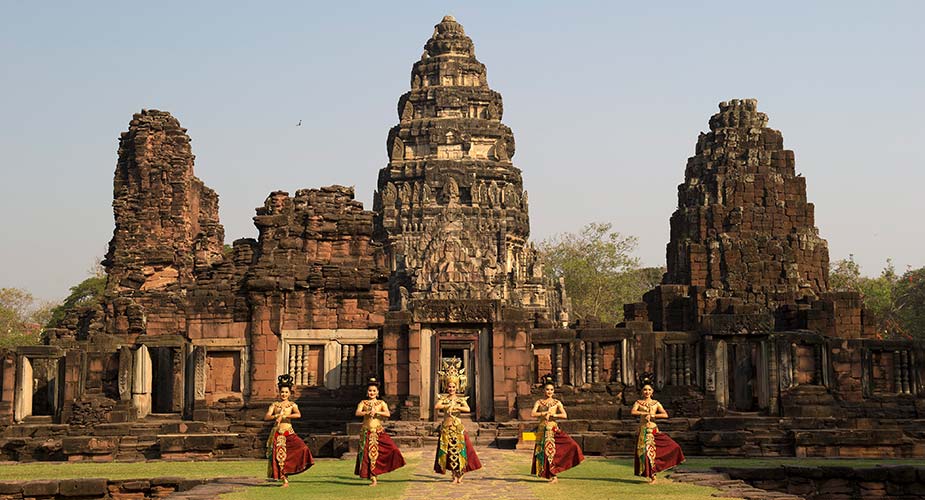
[438,357,468,393]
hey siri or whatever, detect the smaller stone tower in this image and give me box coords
[104,110,224,293]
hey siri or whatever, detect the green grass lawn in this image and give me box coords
[1,454,923,500]
[220,456,416,500]
[525,457,741,500]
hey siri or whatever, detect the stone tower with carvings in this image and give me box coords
[373,15,546,311]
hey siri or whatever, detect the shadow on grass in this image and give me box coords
[557,475,641,484]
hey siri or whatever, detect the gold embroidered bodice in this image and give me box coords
[536,398,562,430]
[271,401,297,433]
[361,399,385,430]
[437,395,467,426]
[636,399,659,429]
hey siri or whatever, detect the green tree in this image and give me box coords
[538,222,658,325]
[895,266,925,339]
[0,287,44,347]
[829,256,907,338]
[47,262,107,328]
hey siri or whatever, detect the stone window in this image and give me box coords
[665,343,695,386]
[534,343,570,386]
[279,329,378,389]
[870,349,913,395]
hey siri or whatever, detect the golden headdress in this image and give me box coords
[438,357,468,393]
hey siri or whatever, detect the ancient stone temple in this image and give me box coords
[375,15,552,422]
[0,18,922,463]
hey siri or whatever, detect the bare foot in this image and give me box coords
[281,480,290,488]
[549,476,558,484]
[648,476,657,485]
[370,476,378,487]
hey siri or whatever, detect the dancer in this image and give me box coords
[631,374,685,483]
[265,374,314,487]
[433,358,482,483]
[354,377,406,486]
[531,376,584,482]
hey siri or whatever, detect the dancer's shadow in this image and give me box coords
[559,475,638,484]
[410,473,448,483]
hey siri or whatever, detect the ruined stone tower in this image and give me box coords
[373,15,546,310]
[377,16,545,421]
[104,110,225,292]
[642,99,831,331]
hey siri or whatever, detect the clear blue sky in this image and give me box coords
[2,1,923,302]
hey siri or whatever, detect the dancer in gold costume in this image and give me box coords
[433,358,482,483]
[354,378,405,486]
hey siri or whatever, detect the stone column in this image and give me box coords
[622,338,634,387]
[118,346,133,402]
[14,355,33,422]
[192,346,206,405]
[132,345,152,418]
[714,340,728,412]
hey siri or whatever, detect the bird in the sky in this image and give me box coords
[297,120,302,127]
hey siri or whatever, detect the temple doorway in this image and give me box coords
[434,330,492,421]
[14,354,63,422]
[727,341,758,412]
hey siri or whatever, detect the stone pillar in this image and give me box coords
[132,345,152,418]
[584,341,592,384]
[0,354,14,423]
[767,340,780,415]
[622,338,635,387]
[714,340,728,412]
[14,354,33,422]
[118,347,133,402]
[61,350,84,423]
[192,346,206,417]
[756,341,769,410]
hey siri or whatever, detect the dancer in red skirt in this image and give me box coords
[631,376,685,483]
[433,358,482,484]
[531,376,585,483]
[265,375,314,487]
[354,378,406,486]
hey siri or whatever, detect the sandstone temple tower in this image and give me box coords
[375,16,548,421]
[660,99,829,326]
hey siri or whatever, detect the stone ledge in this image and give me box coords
[0,477,232,499]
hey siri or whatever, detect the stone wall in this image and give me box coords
[718,465,925,499]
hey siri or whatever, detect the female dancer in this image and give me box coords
[531,377,584,482]
[265,375,314,487]
[631,377,685,483]
[354,378,406,486]
[434,358,482,483]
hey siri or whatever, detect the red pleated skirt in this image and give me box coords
[268,430,314,480]
[355,429,406,478]
[634,428,685,478]
[532,427,585,478]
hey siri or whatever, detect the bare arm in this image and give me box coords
[356,401,368,417]
[530,400,545,418]
[629,401,646,416]
[377,402,391,418]
[455,399,471,413]
[264,403,277,421]
[553,402,568,420]
[288,404,301,420]
[652,402,669,419]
